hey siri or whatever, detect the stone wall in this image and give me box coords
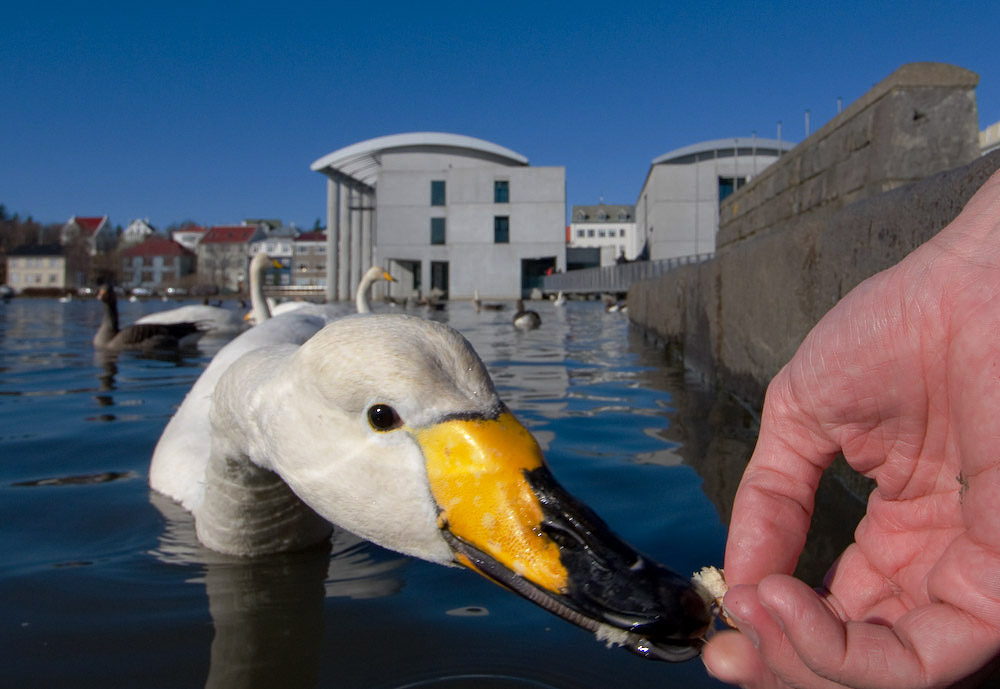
[628,62,994,408]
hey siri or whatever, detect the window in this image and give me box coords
[430,217,446,245]
[598,229,606,238]
[719,176,746,202]
[587,229,595,238]
[576,229,585,238]
[494,180,509,203]
[619,229,625,237]
[494,216,509,244]
[431,180,446,206]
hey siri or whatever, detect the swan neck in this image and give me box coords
[251,261,272,323]
[355,273,374,314]
[95,296,119,345]
[197,450,332,556]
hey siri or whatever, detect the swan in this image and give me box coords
[150,257,392,506]
[93,286,203,351]
[244,264,395,323]
[152,312,711,661]
[553,291,566,306]
[512,299,541,330]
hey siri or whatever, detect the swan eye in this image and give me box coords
[367,404,402,432]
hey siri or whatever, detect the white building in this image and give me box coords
[122,218,156,245]
[568,204,638,266]
[171,225,206,251]
[311,132,566,300]
[636,137,795,261]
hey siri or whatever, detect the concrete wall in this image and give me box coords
[628,62,990,408]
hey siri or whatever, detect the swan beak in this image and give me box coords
[416,411,711,661]
[382,271,396,282]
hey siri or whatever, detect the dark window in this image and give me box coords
[430,217,446,245]
[494,216,509,244]
[494,180,509,203]
[431,180,446,206]
[718,176,746,202]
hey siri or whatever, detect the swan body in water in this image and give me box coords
[150,268,711,662]
[512,299,541,330]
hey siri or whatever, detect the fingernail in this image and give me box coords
[722,604,760,648]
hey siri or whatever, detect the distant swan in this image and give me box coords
[150,312,711,662]
[512,299,541,330]
[93,286,202,351]
[553,291,566,306]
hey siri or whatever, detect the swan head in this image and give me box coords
[222,314,711,660]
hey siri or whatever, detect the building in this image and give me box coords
[120,237,196,290]
[983,120,1000,156]
[636,137,795,261]
[122,218,156,245]
[249,225,298,287]
[60,215,117,255]
[6,244,70,293]
[172,225,206,251]
[196,224,265,292]
[310,132,566,300]
[568,204,638,267]
[292,231,327,287]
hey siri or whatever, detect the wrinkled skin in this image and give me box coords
[702,169,1000,689]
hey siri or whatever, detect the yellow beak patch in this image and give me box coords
[416,412,568,594]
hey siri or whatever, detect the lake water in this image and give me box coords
[0,296,737,689]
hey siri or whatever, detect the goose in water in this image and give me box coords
[512,299,541,330]
[94,286,203,351]
[151,312,711,661]
[473,289,505,312]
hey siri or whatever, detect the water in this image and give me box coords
[0,297,733,689]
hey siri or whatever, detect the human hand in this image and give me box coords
[702,169,1000,688]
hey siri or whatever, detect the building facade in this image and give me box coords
[292,231,327,287]
[122,218,156,245]
[568,204,639,266]
[120,237,196,290]
[60,215,117,256]
[311,132,566,300]
[196,224,264,292]
[172,225,206,251]
[636,137,795,261]
[6,244,69,293]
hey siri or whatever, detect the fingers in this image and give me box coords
[720,574,1000,689]
[724,372,837,586]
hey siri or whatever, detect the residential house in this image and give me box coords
[60,215,117,255]
[568,204,638,267]
[196,224,265,292]
[6,244,70,293]
[172,225,206,251]
[120,237,196,291]
[292,231,327,287]
[122,218,156,245]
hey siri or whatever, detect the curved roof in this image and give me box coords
[310,132,529,187]
[652,137,796,165]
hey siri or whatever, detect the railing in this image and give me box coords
[541,253,714,294]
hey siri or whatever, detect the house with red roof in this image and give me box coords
[196,223,265,292]
[171,224,206,251]
[60,215,117,255]
[120,237,196,290]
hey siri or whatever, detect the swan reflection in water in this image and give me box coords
[149,492,408,689]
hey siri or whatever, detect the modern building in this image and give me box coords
[6,244,70,293]
[196,224,265,292]
[636,137,795,261]
[568,204,639,266]
[310,132,566,300]
[120,237,196,290]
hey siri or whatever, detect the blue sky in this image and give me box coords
[4,1,999,230]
